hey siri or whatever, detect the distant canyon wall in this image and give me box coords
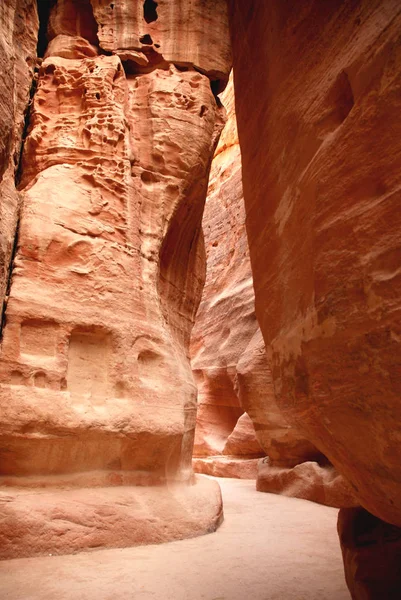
[191,75,319,471]
[191,75,357,508]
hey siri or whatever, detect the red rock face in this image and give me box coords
[338,507,401,599]
[191,75,356,504]
[0,0,229,558]
[228,0,401,527]
[191,75,262,473]
[0,0,38,319]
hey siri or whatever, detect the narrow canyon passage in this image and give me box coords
[1,1,401,597]
[0,477,350,600]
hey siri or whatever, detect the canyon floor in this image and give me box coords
[0,477,350,600]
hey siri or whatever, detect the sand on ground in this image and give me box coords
[0,477,350,600]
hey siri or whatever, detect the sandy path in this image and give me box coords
[0,477,350,600]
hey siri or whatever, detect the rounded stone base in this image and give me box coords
[0,475,223,559]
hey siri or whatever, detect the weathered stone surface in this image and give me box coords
[91,0,231,87]
[0,0,229,557]
[0,0,38,321]
[338,507,401,599]
[0,475,223,560]
[48,0,100,46]
[228,0,401,527]
[236,329,321,468]
[191,75,260,467]
[258,459,358,509]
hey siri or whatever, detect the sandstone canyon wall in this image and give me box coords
[191,75,357,508]
[191,75,264,479]
[228,0,401,595]
[191,75,316,476]
[0,0,231,559]
[0,0,38,324]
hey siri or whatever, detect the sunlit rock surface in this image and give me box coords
[0,0,229,558]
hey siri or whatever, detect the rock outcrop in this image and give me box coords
[0,0,230,559]
[258,459,358,509]
[0,0,38,322]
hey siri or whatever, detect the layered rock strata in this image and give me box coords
[228,0,401,595]
[0,0,229,558]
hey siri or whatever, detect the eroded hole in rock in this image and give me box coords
[143,0,158,23]
[141,170,158,185]
[10,371,24,385]
[140,34,153,45]
[332,70,354,123]
[44,63,55,75]
[34,371,47,388]
[137,349,165,380]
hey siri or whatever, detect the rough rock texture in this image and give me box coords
[338,507,401,599]
[92,0,231,86]
[0,0,38,320]
[258,459,358,509]
[0,475,223,560]
[228,0,401,527]
[0,0,229,558]
[48,0,231,91]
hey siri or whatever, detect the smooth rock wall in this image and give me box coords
[228,0,401,527]
[228,1,401,596]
